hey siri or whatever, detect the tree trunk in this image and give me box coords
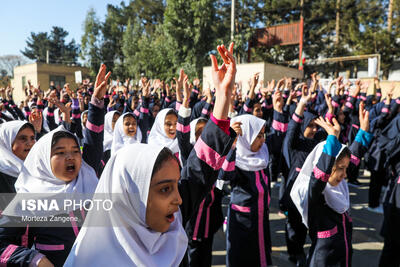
[388,0,394,32]
[335,0,341,45]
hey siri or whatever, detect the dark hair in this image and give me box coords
[18,123,35,134]
[166,109,178,118]
[123,113,137,122]
[151,147,179,178]
[336,146,351,163]
[51,131,79,148]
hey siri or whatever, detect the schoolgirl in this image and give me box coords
[148,108,180,157]
[111,112,143,155]
[225,90,287,267]
[64,42,237,267]
[102,110,120,164]
[0,121,35,193]
[290,103,372,267]
[0,64,110,267]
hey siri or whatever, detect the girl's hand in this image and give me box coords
[210,42,236,120]
[93,64,111,100]
[272,90,284,113]
[359,101,370,132]
[315,116,341,138]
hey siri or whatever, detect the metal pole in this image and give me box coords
[231,0,235,41]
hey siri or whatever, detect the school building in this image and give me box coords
[11,62,89,103]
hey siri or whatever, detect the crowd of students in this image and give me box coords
[0,42,399,267]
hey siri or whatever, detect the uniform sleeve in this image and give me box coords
[179,116,236,226]
[282,112,303,167]
[82,98,104,174]
[267,110,289,155]
[176,106,193,165]
[138,96,151,143]
[347,129,373,174]
[0,221,39,267]
[217,147,236,181]
[308,135,341,211]
[239,98,254,115]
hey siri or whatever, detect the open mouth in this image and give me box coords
[66,164,76,172]
[166,214,175,223]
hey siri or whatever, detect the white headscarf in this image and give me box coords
[111,113,142,156]
[80,110,88,142]
[290,141,349,228]
[148,108,179,153]
[0,121,30,177]
[231,114,269,171]
[42,107,51,132]
[64,144,188,267]
[189,118,208,145]
[13,126,98,194]
[103,110,120,152]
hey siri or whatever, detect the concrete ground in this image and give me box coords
[211,170,385,267]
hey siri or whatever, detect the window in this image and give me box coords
[49,75,66,88]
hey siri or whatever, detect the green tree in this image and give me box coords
[81,8,102,77]
[21,27,79,64]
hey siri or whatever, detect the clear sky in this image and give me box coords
[0,0,122,57]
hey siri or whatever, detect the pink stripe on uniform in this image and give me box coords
[35,243,65,251]
[292,114,303,123]
[243,104,252,112]
[345,102,353,109]
[21,225,29,247]
[342,214,349,267]
[176,123,190,133]
[0,245,18,265]
[222,159,235,172]
[313,166,330,182]
[381,107,389,113]
[205,187,215,238]
[69,211,79,237]
[317,226,338,238]
[175,102,181,111]
[192,198,205,240]
[272,120,288,132]
[350,154,360,166]
[255,171,267,267]
[331,101,339,108]
[201,108,209,115]
[72,113,80,119]
[140,107,149,113]
[231,204,251,213]
[86,121,104,133]
[194,137,226,170]
[134,110,140,117]
[47,112,54,116]
[261,169,270,207]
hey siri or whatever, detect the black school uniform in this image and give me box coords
[225,111,288,267]
[0,101,104,267]
[307,131,372,267]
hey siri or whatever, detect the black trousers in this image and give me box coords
[188,236,214,267]
[285,205,307,256]
[369,170,385,208]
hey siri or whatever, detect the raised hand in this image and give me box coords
[29,110,43,133]
[315,116,340,138]
[94,64,111,100]
[359,101,370,132]
[143,81,151,98]
[272,89,284,113]
[174,69,185,102]
[210,42,236,120]
[324,93,334,114]
[182,75,190,108]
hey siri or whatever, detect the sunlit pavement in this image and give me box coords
[211,170,384,267]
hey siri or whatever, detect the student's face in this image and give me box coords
[252,103,263,118]
[146,158,182,233]
[111,113,120,131]
[195,121,207,142]
[329,156,350,186]
[337,110,345,124]
[123,116,137,137]
[152,106,160,118]
[12,127,36,161]
[250,126,266,152]
[82,113,88,128]
[164,114,177,139]
[50,138,82,183]
[303,119,318,139]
